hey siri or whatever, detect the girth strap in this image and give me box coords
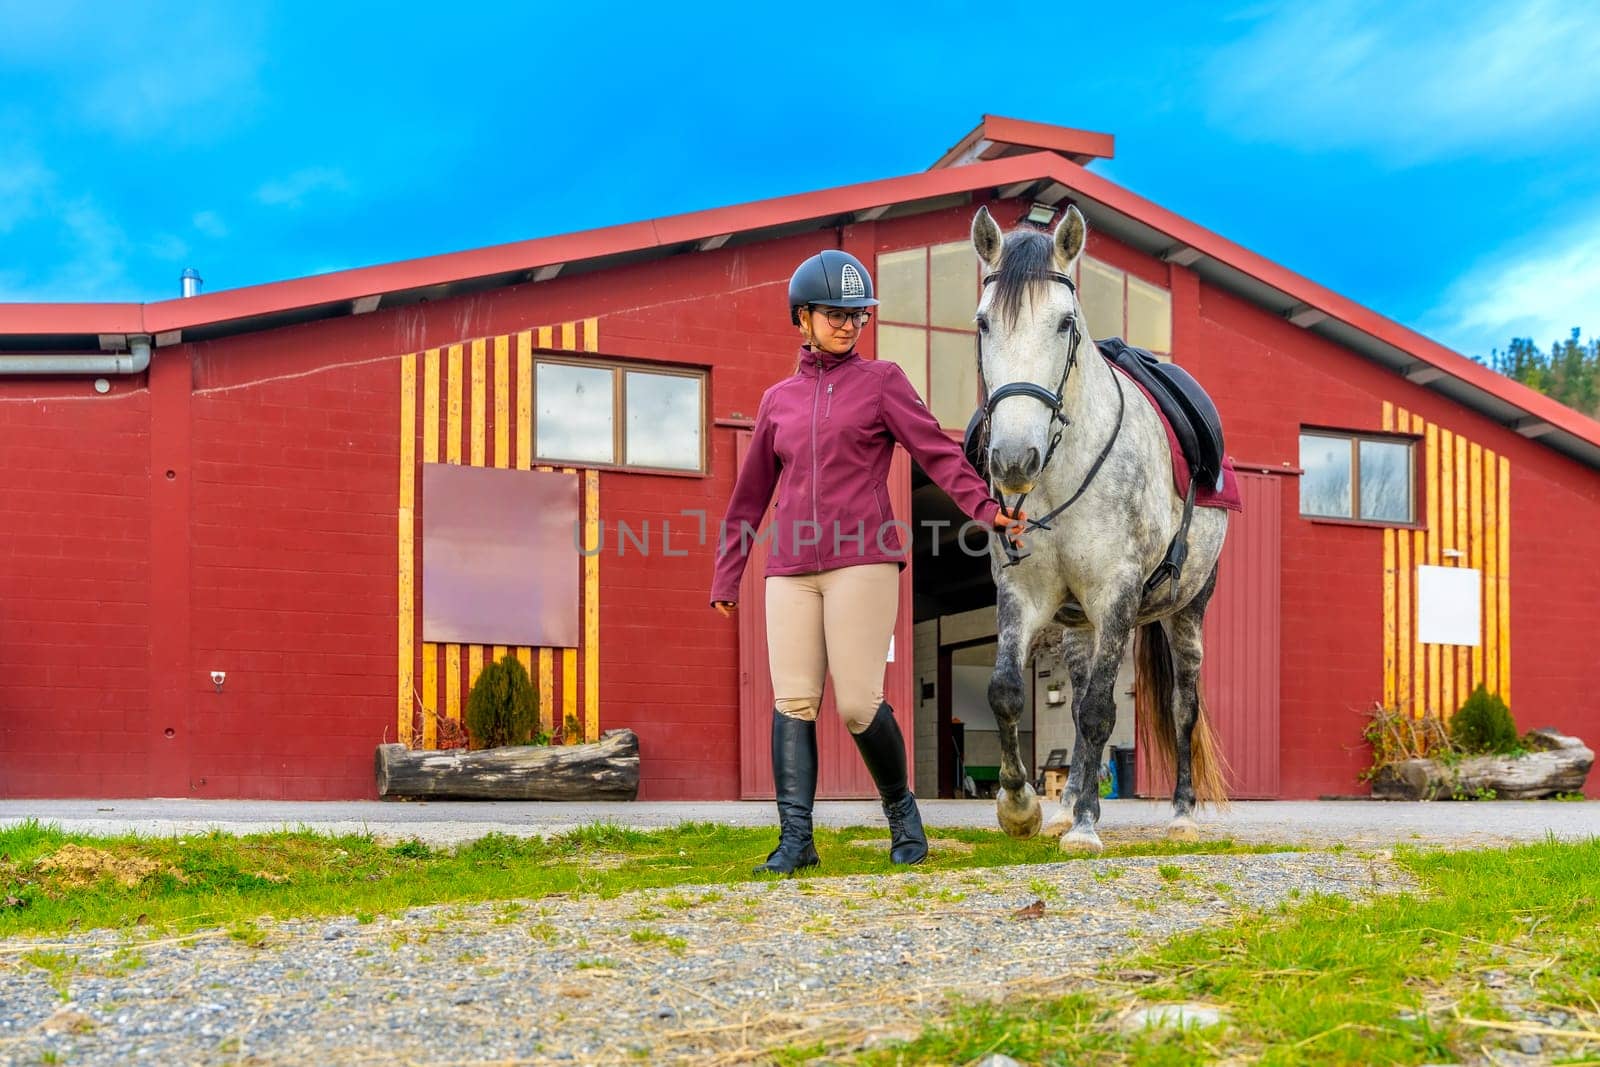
[1144,477,1199,599]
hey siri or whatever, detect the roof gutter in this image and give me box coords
[0,334,151,377]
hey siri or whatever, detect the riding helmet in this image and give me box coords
[788,250,880,325]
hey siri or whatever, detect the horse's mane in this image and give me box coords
[989,227,1058,329]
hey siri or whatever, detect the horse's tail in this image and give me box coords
[1133,623,1230,807]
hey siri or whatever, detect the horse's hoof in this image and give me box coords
[1167,816,1200,842]
[1060,829,1104,853]
[1039,807,1071,839]
[995,785,1043,839]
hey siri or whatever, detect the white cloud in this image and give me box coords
[1207,0,1600,161]
[147,233,190,261]
[1423,203,1600,357]
[0,196,136,302]
[256,167,351,208]
[0,156,51,231]
[192,210,229,238]
[51,197,134,296]
[0,3,265,140]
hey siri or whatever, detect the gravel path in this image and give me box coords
[0,849,1406,1066]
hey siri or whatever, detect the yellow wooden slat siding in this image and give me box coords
[584,469,600,742]
[1395,407,1411,714]
[1433,422,1446,716]
[535,463,555,736]
[447,646,463,723]
[471,338,487,466]
[398,352,417,745]
[561,321,577,351]
[493,334,511,666]
[421,348,441,748]
[1491,457,1504,710]
[1454,435,1469,701]
[538,324,554,351]
[1411,413,1427,719]
[447,344,464,463]
[562,465,579,740]
[584,316,599,353]
[494,334,510,469]
[516,331,534,684]
[468,339,487,694]
[1439,428,1456,718]
[517,331,533,471]
[446,344,463,724]
[1381,402,1397,708]
[1485,450,1499,696]
[1468,443,1484,690]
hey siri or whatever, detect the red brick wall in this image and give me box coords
[185,321,402,799]
[2,196,1597,800]
[1184,276,1600,797]
[0,380,153,796]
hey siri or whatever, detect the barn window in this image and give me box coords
[1077,256,1172,359]
[1299,431,1415,523]
[876,244,1175,426]
[876,241,981,429]
[535,358,705,473]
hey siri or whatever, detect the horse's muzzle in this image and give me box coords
[990,446,1041,495]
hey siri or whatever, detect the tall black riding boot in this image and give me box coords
[852,702,928,865]
[754,710,820,876]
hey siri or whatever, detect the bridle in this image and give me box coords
[976,269,1124,567]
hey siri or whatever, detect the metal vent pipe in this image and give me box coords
[0,335,152,377]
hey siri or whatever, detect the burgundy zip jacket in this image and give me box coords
[710,345,1002,604]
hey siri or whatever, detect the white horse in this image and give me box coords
[969,205,1230,852]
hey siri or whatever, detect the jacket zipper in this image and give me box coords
[825,381,834,420]
[811,359,824,569]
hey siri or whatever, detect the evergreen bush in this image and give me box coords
[1449,685,1519,755]
[464,654,541,749]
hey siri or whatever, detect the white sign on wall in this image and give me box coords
[1417,565,1481,646]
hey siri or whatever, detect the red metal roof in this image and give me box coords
[928,114,1116,169]
[2,122,1596,465]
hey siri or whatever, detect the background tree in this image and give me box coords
[1481,329,1600,417]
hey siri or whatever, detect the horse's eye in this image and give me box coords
[976,315,989,335]
[1057,316,1074,334]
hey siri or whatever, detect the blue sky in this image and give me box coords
[1,0,1596,362]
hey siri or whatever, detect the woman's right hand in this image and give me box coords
[713,601,737,617]
[993,506,1028,548]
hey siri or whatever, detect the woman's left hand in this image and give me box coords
[993,506,1028,548]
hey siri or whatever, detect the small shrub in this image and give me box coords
[465,655,542,749]
[1450,685,1518,755]
[1361,703,1453,779]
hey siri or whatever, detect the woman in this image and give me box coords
[710,249,1026,875]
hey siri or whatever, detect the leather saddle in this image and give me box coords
[1096,337,1225,489]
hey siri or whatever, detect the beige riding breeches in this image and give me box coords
[764,563,899,734]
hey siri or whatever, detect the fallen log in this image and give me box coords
[1371,729,1593,800]
[376,728,639,801]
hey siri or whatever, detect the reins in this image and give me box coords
[976,270,1123,567]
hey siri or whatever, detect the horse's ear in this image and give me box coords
[1053,205,1086,270]
[972,206,1003,271]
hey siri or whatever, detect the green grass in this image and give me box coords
[0,818,1293,938]
[835,837,1600,1065]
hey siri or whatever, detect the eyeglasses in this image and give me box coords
[811,307,872,329]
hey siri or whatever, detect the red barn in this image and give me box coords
[2,116,1597,801]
